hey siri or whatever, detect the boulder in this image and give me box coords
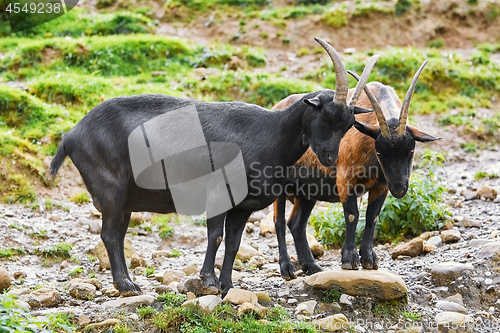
[295,300,317,315]
[435,300,467,314]
[162,270,187,285]
[435,312,474,332]
[307,233,325,257]
[183,295,222,312]
[223,288,258,306]
[430,262,474,283]
[312,314,349,332]
[304,268,407,301]
[177,276,203,296]
[476,242,500,261]
[441,230,461,244]
[102,295,155,309]
[477,185,497,201]
[0,268,11,291]
[92,238,135,269]
[390,238,423,259]
[68,279,97,300]
[25,288,62,308]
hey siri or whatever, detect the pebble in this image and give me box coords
[476,242,500,260]
[183,295,222,312]
[427,235,443,247]
[102,295,155,309]
[259,212,275,236]
[440,229,461,243]
[390,238,423,259]
[435,300,467,314]
[0,268,11,291]
[236,244,262,262]
[295,300,317,315]
[223,288,258,306]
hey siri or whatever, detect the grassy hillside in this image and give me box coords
[0,1,500,204]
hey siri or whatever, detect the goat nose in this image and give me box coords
[391,185,407,199]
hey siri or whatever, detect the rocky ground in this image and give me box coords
[0,139,499,332]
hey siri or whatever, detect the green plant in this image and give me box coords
[403,310,422,321]
[69,192,90,204]
[167,250,183,258]
[475,171,499,180]
[395,0,412,16]
[428,38,445,48]
[321,288,342,303]
[29,229,48,239]
[157,292,187,307]
[137,306,157,319]
[145,266,156,276]
[152,215,174,239]
[377,151,450,243]
[35,242,73,259]
[44,199,54,211]
[461,142,477,152]
[0,294,50,332]
[321,6,348,28]
[0,247,26,259]
[69,267,84,277]
[48,312,76,332]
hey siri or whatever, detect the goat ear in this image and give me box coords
[354,120,380,140]
[353,106,373,114]
[407,125,441,142]
[303,96,321,109]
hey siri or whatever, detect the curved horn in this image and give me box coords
[347,70,390,138]
[348,55,381,108]
[314,37,348,105]
[398,60,428,137]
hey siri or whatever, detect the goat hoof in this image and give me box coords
[360,248,379,270]
[280,262,297,280]
[302,262,322,275]
[341,248,360,270]
[115,280,142,297]
[201,273,220,290]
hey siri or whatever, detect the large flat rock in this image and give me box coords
[304,268,407,301]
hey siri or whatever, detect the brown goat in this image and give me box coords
[272,63,440,279]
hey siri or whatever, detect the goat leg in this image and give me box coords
[359,189,387,269]
[200,213,226,293]
[288,197,322,275]
[341,194,361,270]
[275,194,296,280]
[219,209,252,295]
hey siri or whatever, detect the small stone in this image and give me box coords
[186,292,196,300]
[27,288,62,308]
[85,319,120,331]
[68,279,97,300]
[313,314,349,332]
[162,270,187,285]
[307,233,325,257]
[423,242,437,253]
[427,235,442,247]
[435,312,473,331]
[477,185,498,201]
[445,293,464,306]
[468,239,492,248]
[237,244,262,262]
[102,286,120,297]
[457,217,481,228]
[295,300,317,315]
[87,220,102,234]
[78,314,91,327]
[287,298,298,305]
[237,301,267,317]
[223,288,258,306]
[12,272,26,280]
[431,262,474,282]
[476,242,500,261]
[390,238,423,259]
[90,209,102,218]
[201,285,219,296]
[0,268,11,291]
[91,238,135,270]
[435,300,467,314]
[441,229,461,244]
[183,295,222,312]
[255,291,272,306]
[182,264,199,276]
[102,295,155,309]
[339,294,352,306]
[83,278,102,290]
[248,255,267,268]
[462,189,478,201]
[177,276,203,296]
[441,221,454,230]
[130,254,145,269]
[259,212,275,236]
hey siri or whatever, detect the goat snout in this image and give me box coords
[319,151,337,167]
[390,184,407,199]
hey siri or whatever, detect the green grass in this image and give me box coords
[475,171,499,181]
[35,242,73,259]
[152,215,175,239]
[0,247,26,259]
[0,294,53,332]
[69,267,84,277]
[69,192,90,204]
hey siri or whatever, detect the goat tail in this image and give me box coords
[49,140,68,179]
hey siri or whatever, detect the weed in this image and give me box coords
[395,0,412,16]
[69,192,90,204]
[167,250,183,258]
[87,254,97,262]
[29,229,48,239]
[0,294,50,332]
[403,310,422,321]
[321,6,348,28]
[35,242,73,259]
[296,47,310,57]
[428,38,445,48]
[157,292,187,307]
[0,247,26,259]
[461,142,477,152]
[113,325,130,333]
[44,199,54,211]
[475,171,499,180]
[69,267,84,277]
[48,313,76,332]
[137,306,157,319]
[321,288,342,303]
[88,272,96,279]
[152,215,174,239]
[8,224,23,232]
[145,266,156,276]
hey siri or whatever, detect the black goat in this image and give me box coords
[272,61,440,280]
[50,38,379,295]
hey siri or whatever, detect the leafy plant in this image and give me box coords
[145,266,156,276]
[0,247,26,259]
[475,171,499,180]
[428,38,445,48]
[395,0,412,17]
[137,306,157,319]
[69,267,84,277]
[377,152,450,243]
[157,292,187,308]
[69,192,89,204]
[35,242,73,259]
[0,294,50,332]
[152,215,174,239]
[321,288,342,303]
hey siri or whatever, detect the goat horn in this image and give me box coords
[348,55,381,108]
[347,70,390,138]
[314,37,348,105]
[398,60,428,137]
